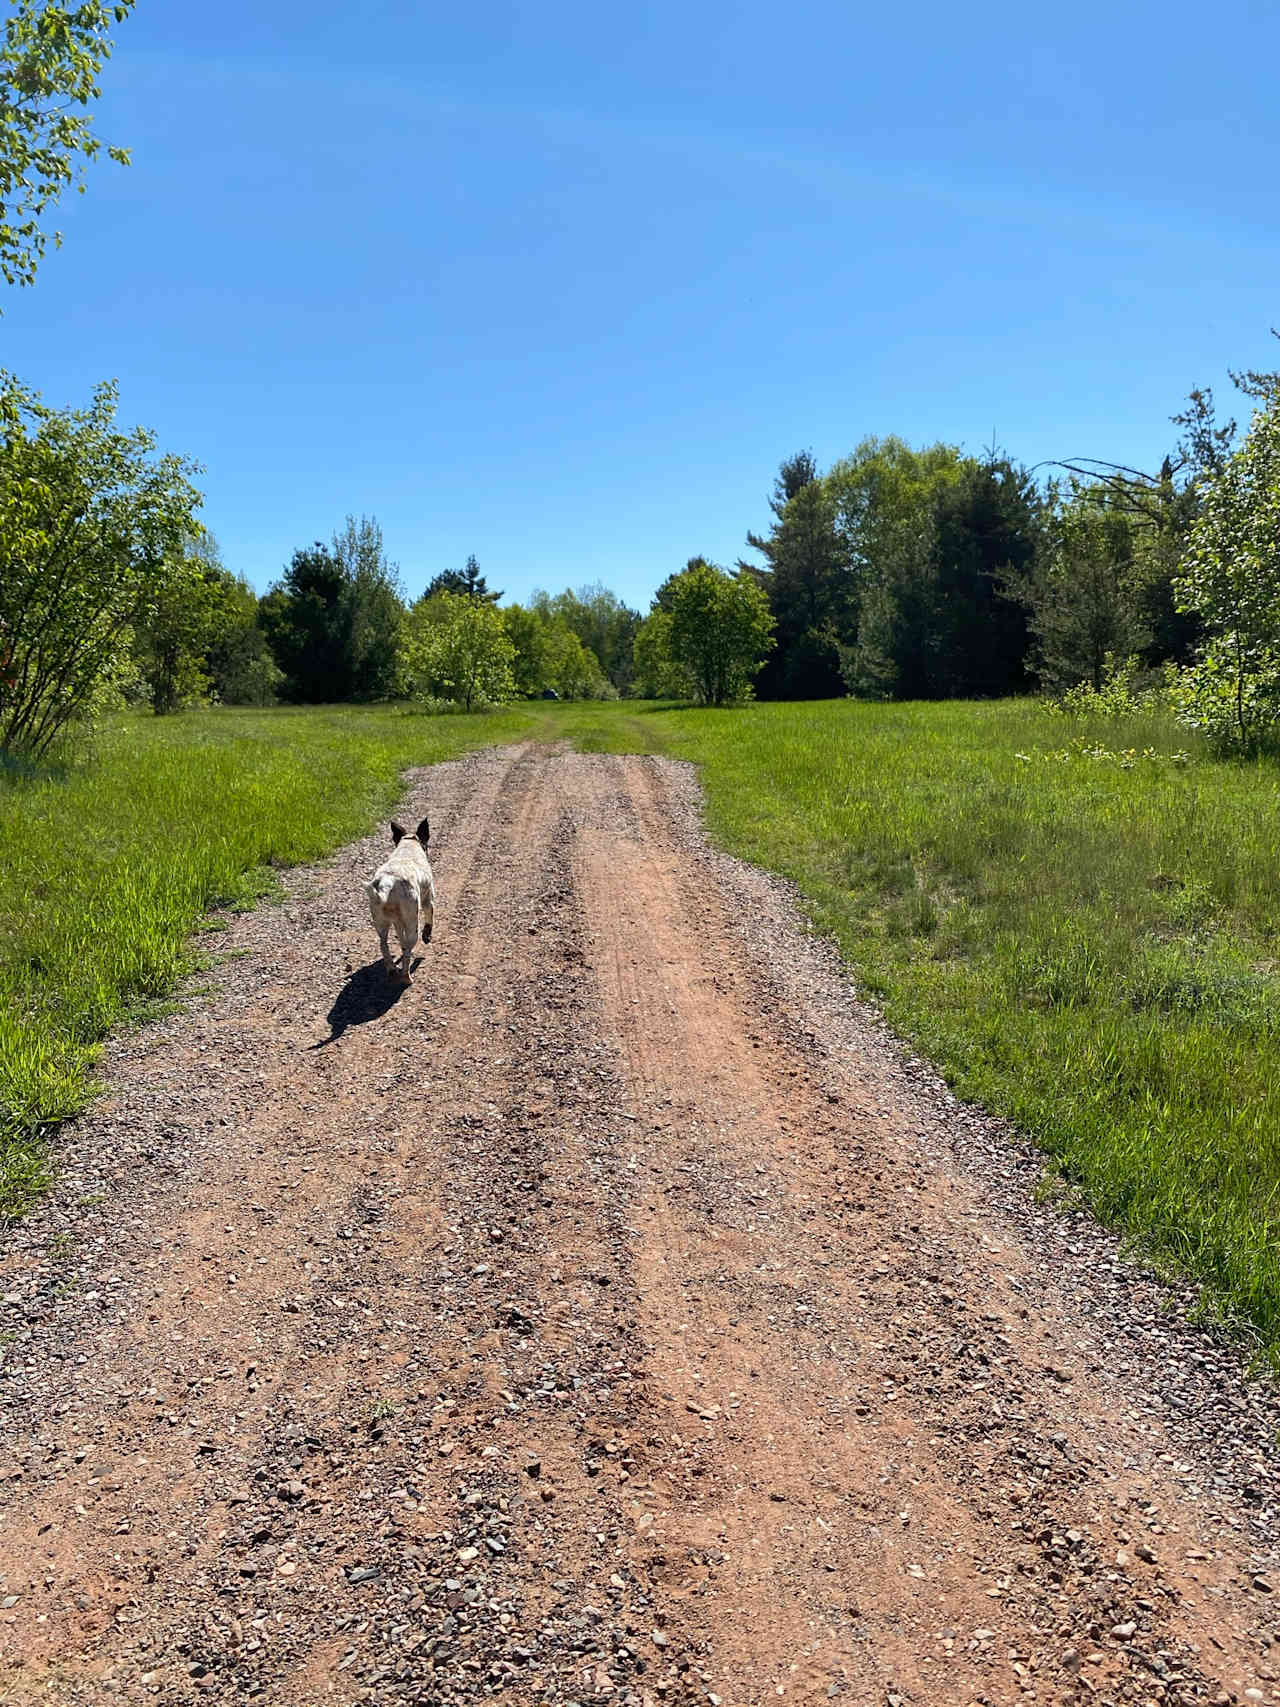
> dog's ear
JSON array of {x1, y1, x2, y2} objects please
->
[
  {"x1": 416, "y1": 816, "x2": 430, "y2": 847},
  {"x1": 390, "y1": 821, "x2": 406, "y2": 844}
]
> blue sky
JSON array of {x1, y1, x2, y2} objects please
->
[{"x1": 4, "y1": 0, "x2": 1279, "y2": 610}]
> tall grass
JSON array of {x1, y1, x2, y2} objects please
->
[
  {"x1": 0, "y1": 703, "x2": 540, "y2": 1212},
  {"x1": 627, "y1": 698, "x2": 1280, "y2": 1357}
]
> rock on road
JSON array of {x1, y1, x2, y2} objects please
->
[{"x1": 2, "y1": 744, "x2": 1280, "y2": 1706}]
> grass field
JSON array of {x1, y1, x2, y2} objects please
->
[
  {"x1": 636, "y1": 699, "x2": 1280, "y2": 1358},
  {"x1": 6, "y1": 695, "x2": 1280, "y2": 1362},
  {"x1": 0, "y1": 704, "x2": 544, "y2": 1212}
]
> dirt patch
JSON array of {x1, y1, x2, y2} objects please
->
[{"x1": 2, "y1": 745, "x2": 1278, "y2": 1705}]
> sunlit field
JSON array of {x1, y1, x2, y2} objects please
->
[
  {"x1": 7, "y1": 696, "x2": 1280, "y2": 1361},
  {"x1": 637, "y1": 698, "x2": 1280, "y2": 1358},
  {"x1": 0, "y1": 703, "x2": 543, "y2": 1212}
]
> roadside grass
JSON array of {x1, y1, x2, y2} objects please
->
[
  {"x1": 616, "y1": 697, "x2": 1280, "y2": 1359},
  {"x1": 0, "y1": 702, "x2": 541, "y2": 1213},
  {"x1": 526, "y1": 697, "x2": 678, "y2": 755},
  {"x1": 10, "y1": 693, "x2": 1280, "y2": 1363}
]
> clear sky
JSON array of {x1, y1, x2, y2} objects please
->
[{"x1": 4, "y1": 0, "x2": 1278, "y2": 610}]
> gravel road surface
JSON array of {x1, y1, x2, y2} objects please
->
[{"x1": 3, "y1": 744, "x2": 1280, "y2": 1706}]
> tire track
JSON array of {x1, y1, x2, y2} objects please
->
[{"x1": 1, "y1": 747, "x2": 1278, "y2": 1707}]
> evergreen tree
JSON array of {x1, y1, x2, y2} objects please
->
[
  {"x1": 743, "y1": 455, "x2": 851, "y2": 699},
  {"x1": 1007, "y1": 490, "x2": 1147, "y2": 692},
  {"x1": 260, "y1": 515, "x2": 403, "y2": 702},
  {"x1": 424, "y1": 554, "x2": 502, "y2": 603},
  {"x1": 259, "y1": 544, "x2": 348, "y2": 702},
  {"x1": 924, "y1": 457, "x2": 1041, "y2": 698}
]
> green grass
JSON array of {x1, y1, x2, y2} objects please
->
[
  {"x1": 620, "y1": 698, "x2": 1280, "y2": 1358},
  {"x1": 9, "y1": 694, "x2": 1280, "y2": 1362},
  {"x1": 519, "y1": 697, "x2": 678, "y2": 755},
  {"x1": 0, "y1": 702, "x2": 543, "y2": 1212}
]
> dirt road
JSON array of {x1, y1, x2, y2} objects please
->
[{"x1": 3, "y1": 745, "x2": 1280, "y2": 1706}]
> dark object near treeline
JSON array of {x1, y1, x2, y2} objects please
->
[{"x1": 541, "y1": 688, "x2": 559, "y2": 700}]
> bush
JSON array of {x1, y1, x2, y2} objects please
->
[
  {"x1": 399, "y1": 592, "x2": 516, "y2": 711},
  {"x1": 1168, "y1": 647, "x2": 1280, "y2": 752},
  {"x1": 0, "y1": 373, "x2": 202, "y2": 758},
  {"x1": 1049, "y1": 655, "x2": 1170, "y2": 720}
]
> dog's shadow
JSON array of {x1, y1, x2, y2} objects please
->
[{"x1": 310, "y1": 959, "x2": 422, "y2": 1049}]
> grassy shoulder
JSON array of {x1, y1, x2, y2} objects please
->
[
  {"x1": 8, "y1": 694, "x2": 1280, "y2": 1365},
  {"x1": 532, "y1": 696, "x2": 1280, "y2": 1362},
  {"x1": 625, "y1": 698, "x2": 1280, "y2": 1359},
  {"x1": 0, "y1": 702, "x2": 543, "y2": 1212}
]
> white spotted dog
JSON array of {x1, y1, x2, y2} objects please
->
[{"x1": 365, "y1": 817, "x2": 435, "y2": 985}]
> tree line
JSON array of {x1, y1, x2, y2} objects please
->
[
  {"x1": 620, "y1": 354, "x2": 1277, "y2": 739},
  {"x1": 742, "y1": 391, "x2": 1238, "y2": 707},
  {"x1": 725, "y1": 354, "x2": 1280, "y2": 744},
  {"x1": 0, "y1": 397, "x2": 651, "y2": 758},
  {"x1": 5, "y1": 353, "x2": 1280, "y2": 761},
  {"x1": 4, "y1": 5, "x2": 1280, "y2": 757}
]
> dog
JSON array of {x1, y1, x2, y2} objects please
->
[{"x1": 364, "y1": 817, "x2": 435, "y2": 984}]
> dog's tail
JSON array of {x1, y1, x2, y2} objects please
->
[
  {"x1": 364, "y1": 874, "x2": 390, "y2": 914},
  {"x1": 367, "y1": 874, "x2": 420, "y2": 940}
]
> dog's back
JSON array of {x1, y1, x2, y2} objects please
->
[
  {"x1": 366, "y1": 817, "x2": 435, "y2": 980},
  {"x1": 365, "y1": 841, "x2": 434, "y2": 910}
]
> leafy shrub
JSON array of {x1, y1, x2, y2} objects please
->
[
  {"x1": 1048, "y1": 654, "x2": 1169, "y2": 719},
  {"x1": 1167, "y1": 645, "x2": 1280, "y2": 753},
  {"x1": 0, "y1": 374, "x2": 202, "y2": 758},
  {"x1": 1173, "y1": 388, "x2": 1280, "y2": 750}
]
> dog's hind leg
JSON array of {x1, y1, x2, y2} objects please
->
[
  {"x1": 394, "y1": 899, "x2": 419, "y2": 982},
  {"x1": 376, "y1": 922, "x2": 395, "y2": 972}
]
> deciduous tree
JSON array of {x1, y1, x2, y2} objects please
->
[
  {"x1": 135, "y1": 533, "x2": 280, "y2": 712},
  {"x1": 543, "y1": 623, "x2": 607, "y2": 700},
  {"x1": 500, "y1": 601, "x2": 609, "y2": 699},
  {"x1": 0, "y1": 373, "x2": 202, "y2": 757},
  {"x1": 529, "y1": 583, "x2": 640, "y2": 693},
  {"x1": 400, "y1": 591, "x2": 515, "y2": 711},
  {"x1": 332, "y1": 514, "x2": 403, "y2": 700},
  {"x1": 0, "y1": 0, "x2": 134, "y2": 296},
  {"x1": 136, "y1": 538, "x2": 226, "y2": 714},
  {"x1": 667, "y1": 561, "x2": 775, "y2": 706},
  {"x1": 631, "y1": 608, "x2": 686, "y2": 699},
  {"x1": 1175, "y1": 390, "x2": 1280, "y2": 748},
  {"x1": 206, "y1": 573, "x2": 281, "y2": 707},
  {"x1": 825, "y1": 437, "x2": 962, "y2": 699},
  {"x1": 501, "y1": 603, "x2": 551, "y2": 698}
]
